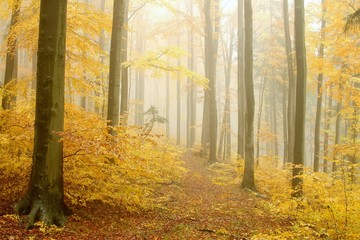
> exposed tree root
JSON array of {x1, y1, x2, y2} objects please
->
[{"x1": 14, "y1": 194, "x2": 69, "y2": 229}]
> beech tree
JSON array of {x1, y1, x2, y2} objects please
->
[
  {"x1": 14, "y1": 0, "x2": 69, "y2": 227},
  {"x1": 313, "y1": 0, "x2": 326, "y2": 172},
  {"x1": 283, "y1": 0, "x2": 295, "y2": 164},
  {"x1": 241, "y1": 0, "x2": 256, "y2": 191},
  {"x1": 292, "y1": 0, "x2": 307, "y2": 198},
  {"x1": 107, "y1": 0, "x2": 125, "y2": 134},
  {"x1": 238, "y1": 0, "x2": 245, "y2": 158}
]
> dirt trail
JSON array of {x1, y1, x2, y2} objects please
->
[{"x1": 0, "y1": 151, "x2": 286, "y2": 239}]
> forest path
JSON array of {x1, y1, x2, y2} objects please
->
[{"x1": 0, "y1": 151, "x2": 286, "y2": 239}]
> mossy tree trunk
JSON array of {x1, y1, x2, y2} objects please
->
[
  {"x1": 241, "y1": 0, "x2": 256, "y2": 191},
  {"x1": 14, "y1": 0, "x2": 69, "y2": 228}
]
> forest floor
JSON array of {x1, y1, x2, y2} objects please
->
[{"x1": 0, "y1": 151, "x2": 289, "y2": 239}]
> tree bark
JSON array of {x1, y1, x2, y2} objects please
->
[
  {"x1": 14, "y1": 0, "x2": 69, "y2": 228},
  {"x1": 120, "y1": 0, "x2": 129, "y2": 125},
  {"x1": 202, "y1": 0, "x2": 219, "y2": 163},
  {"x1": 241, "y1": 0, "x2": 256, "y2": 191},
  {"x1": 107, "y1": 0, "x2": 125, "y2": 134},
  {"x1": 237, "y1": 0, "x2": 245, "y2": 159},
  {"x1": 313, "y1": 0, "x2": 326, "y2": 172},
  {"x1": 283, "y1": 0, "x2": 296, "y2": 164},
  {"x1": 292, "y1": 0, "x2": 306, "y2": 198}
]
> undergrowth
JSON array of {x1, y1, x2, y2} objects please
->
[
  {"x1": 209, "y1": 156, "x2": 360, "y2": 239},
  {"x1": 0, "y1": 104, "x2": 186, "y2": 212}
]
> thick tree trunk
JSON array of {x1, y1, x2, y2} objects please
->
[
  {"x1": 283, "y1": 0, "x2": 296, "y2": 164},
  {"x1": 241, "y1": 0, "x2": 256, "y2": 191},
  {"x1": 14, "y1": 0, "x2": 69, "y2": 228},
  {"x1": 2, "y1": 0, "x2": 20, "y2": 110},
  {"x1": 292, "y1": 0, "x2": 306, "y2": 198},
  {"x1": 238, "y1": 0, "x2": 245, "y2": 158},
  {"x1": 120, "y1": 0, "x2": 129, "y2": 125},
  {"x1": 107, "y1": 0, "x2": 125, "y2": 134},
  {"x1": 202, "y1": 0, "x2": 219, "y2": 163}
]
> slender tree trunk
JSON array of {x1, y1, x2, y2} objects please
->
[
  {"x1": 14, "y1": 0, "x2": 69, "y2": 227},
  {"x1": 323, "y1": 91, "x2": 332, "y2": 173},
  {"x1": 120, "y1": 0, "x2": 129, "y2": 125},
  {"x1": 282, "y1": 71, "x2": 288, "y2": 164},
  {"x1": 177, "y1": 51, "x2": 181, "y2": 145},
  {"x1": 107, "y1": 0, "x2": 125, "y2": 134},
  {"x1": 2, "y1": 0, "x2": 20, "y2": 110},
  {"x1": 313, "y1": 0, "x2": 326, "y2": 172},
  {"x1": 256, "y1": 75, "x2": 267, "y2": 163},
  {"x1": 135, "y1": 32, "x2": 145, "y2": 126},
  {"x1": 333, "y1": 101, "x2": 341, "y2": 172},
  {"x1": 238, "y1": 0, "x2": 245, "y2": 158},
  {"x1": 241, "y1": 0, "x2": 256, "y2": 191},
  {"x1": 187, "y1": 1, "x2": 196, "y2": 148},
  {"x1": 292, "y1": 0, "x2": 307, "y2": 198},
  {"x1": 166, "y1": 70, "x2": 170, "y2": 138},
  {"x1": 283, "y1": 0, "x2": 296, "y2": 164},
  {"x1": 271, "y1": 80, "x2": 279, "y2": 167}
]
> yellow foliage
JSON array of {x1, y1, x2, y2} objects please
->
[
  {"x1": 0, "y1": 104, "x2": 186, "y2": 212},
  {"x1": 209, "y1": 155, "x2": 360, "y2": 239}
]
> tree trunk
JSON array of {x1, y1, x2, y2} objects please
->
[
  {"x1": 237, "y1": 0, "x2": 245, "y2": 158},
  {"x1": 177, "y1": 54, "x2": 181, "y2": 145},
  {"x1": 292, "y1": 0, "x2": 306, "y2": 198},
  {"x1": 187, "y1": 1, "x2": 196, "y2": 148},
  {"x1": 166, "y1": 70, "x2": 170, "y2": 138},
  {"x1": 14, "y1": 0, "x2": 69, "y2": 228},
  {"x1": 313, "y1": 0, "x2": 326, "y2": 172},
  {"x1": 256, "y1": 74, "x2": 267, "y2": 163},
  {"x1": 323, "y1": 91, "x2": 332, "y2": 173},
  {"x1": 202, "y1": 0, "x2": 219, "y2": 163},
  {"x1": 333, "y1": 101, "x2": 341, "y2": 172},
  {"x1": 107, "y1": 0, "x2": 125, "y2": 134},
  {"x1": 2, "y1": 0, "x2": 20, "y2": 110},
  {"x1": 283, "y1": 0, "x2": 296, "y2": 164},
  {"x1": 282, "y1": 71, "x2": 288, "y2": 164},
  {"x1": 241, "y1": 0, "x2": 256, "y2": 191},
  {"x1": 120, "y1": 0, "x2": 129, "y2": 125}
]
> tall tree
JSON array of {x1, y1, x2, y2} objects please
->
[
  {"x1": 283, "y1": 0, "x2": 295, "y2": 164},
  {"x1": 238, "y1": 0, "x2": 245, "y2": 158},
  {"x1": 218, "y1": 24, "x2": 235, "y2": 161},
  {"x1": 241, "y1": 0, "x2": 256, "y2": 191},
  {"x1": 14, "y1": 0, "x2": 69, "y2": 227},
  {"x1": 313, "y1": 0, "x2": 326, "y2": 172},
  {"x1": 292, "y1": 0, "x2": 307, "y2": 198},
  {"x1": 202, "y1": 0, "x2": 219, "y2": 163},
  {"x1": 2, "y1": 0, "x2": 20, "y2": 110},
  {"x1": 107, "y1": 0, "x2": 125, "y2": 134},
  {"x1": 186, "y1": 1, "x2": 196, "y2": 148},
  {"x1": 120, "y1": 0, "x2": 130, "y2": 125}
]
